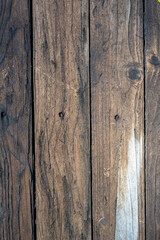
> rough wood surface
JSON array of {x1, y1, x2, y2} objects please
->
[
  {"x1": 145, "y1": 0, "x2": 160, "y2": 239},
  {"x1": 90, "y1": 0, "x2": 145, "y2": 239},
  {"x1": 0, "y1": 0, "x2": 33, "y2": 239},
  {"x1": 33, "y1": 0, "x2": 91, "y2": 239}
]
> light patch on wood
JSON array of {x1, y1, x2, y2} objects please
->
[{"x1": 115, "y1": 126, "x2": 143, "y2": 240}]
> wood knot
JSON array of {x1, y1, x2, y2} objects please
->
[
  {"x1": 150, "y1": 55, "x2": 160, "y2": 66},
  {"x1": 128, "y1": 68, "x2": 141, "y2": 80},
  {"x1": 125, "y1": 63, "x2": 143, "y2": 86},
  {"x1": 99, "y1": 217, "x2": 106, "y2": 226}
]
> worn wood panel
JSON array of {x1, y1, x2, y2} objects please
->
[
  {"x1": 145, "y1": 0, "x2": 160, "y2": 239},
  {"x1": 33, "y1": 0, "x2": 90, "y2": 239},
  {"x1": 0, "y1": 0, "x2": 33, "y2": 239},
  {"x1": 90, "y1": 0, "x2": 145, "y2": 239}
]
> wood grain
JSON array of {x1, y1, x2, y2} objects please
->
[
  {"x1": 90, "y1": 0, "x2": 145, "y2": 239},
  {"x1": 33, "y1": 0, "x2": 91, "y2": 239},
  {"x1": 145, "y1": 0, "x2": 160, "y2": 239},
  {"x1": 0, "y1": 0, "x2": 33, "y2": 239}
]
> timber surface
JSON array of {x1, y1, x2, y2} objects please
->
[
  {"x1": 145, "y1": 0, "x2": 160, "y2": 239},
  {"x1": 33, "y1": 0, "x2": 90, "y2": 239},
  {"x1": 0, "y1": 0, "x2": 160, "y2": 239},
  {"x1": 90, "y1": 0, "x2": 145, "y2": 239},
  {"x1": 0, "y1": 0, "x2": 33, "y2": 239}
]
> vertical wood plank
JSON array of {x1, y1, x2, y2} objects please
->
[
  {"x1": 90, "y1": 0, "x2": 145, "y2": 239},
  {"x1": 145, "y1": 0, "x2": 160, "y2": 239},
  {"x1": 0, "y1": 0, "x2": 33, "y2": 239},
  {"x1": 33, "y1": 0, "x2": 90, "y2": 239}
]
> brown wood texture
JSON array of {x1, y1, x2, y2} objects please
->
[
  {"x1": 90, "y1": 0, "x2": 145, "y2": 239},
  {"x1": 0, "y1": 0, "x2": 33, "y2": 239},
  {"x1": 1, "y1": 0, "x2": 160, "y2": 239},
  {"x1": 145, "y1": 0, "x2": 160, "y2": 239},
  {"x1": 33, "y1": 0, "x2": 91, "y2": 239}
]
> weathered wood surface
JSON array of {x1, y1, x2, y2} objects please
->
[
  {"x1": 1, "y1": 0, "x2": 160, "y2": 239},
  {"x1": 0, "y1": 0, "x2": 33, "y2": 239},
  {"x1": 33, "y1": 0, "x2": 91, "y2": 239},
  {"x1": 145, "y1": 0, "x2": 160, "y2": 239},
  {"x1": 90, "y1": 0, "x2": 145, "y2": 239}
]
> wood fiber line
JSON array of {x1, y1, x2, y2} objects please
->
[
  {"x1": 0, "y1": 0, "x2": 33, "y2": 239},
  {"x1": 33, "y1": 0, "x2": 91, "y2": 239},
  {"x1": 145, "y1": 0, "x2": 160, "y2": 239},
  {"x1": 90, "y1": 0, "x2": 145, "y2": 239}
]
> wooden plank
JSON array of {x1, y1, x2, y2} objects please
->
[
  {"x1": 145, "y1": 0, "x2": 160, "y2": 239},
  {"x1": 33, "y1": 0, "x2": 90, "y2": 239},
  {"x1": 90, "y1": 0, "x2": 145, "y2": 239},
  {"x1": 0, "y1": 0, "x2": 33, "y2": 239}
]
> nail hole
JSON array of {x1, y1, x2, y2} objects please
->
[
  {"x1": 59, "y1": 112, "x2": 65, "y2": 119},
  {"x1": 114, "y1": 115, "x2": 120, "y2": 121},
  {"x1": 1, "y1": 112, "x2": 6, "y2": 118}
]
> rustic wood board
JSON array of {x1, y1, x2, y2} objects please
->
[
  {"x1": 33, "y1": 0, "x2": 91, "y2": 239},
  {"x1": 0, "y1": 0, "x2": 33, "y2": 239},
  {"x1": 145, "y1": 0, "x2": 160, "y2": 239},
  {"x1": 90, "y1": 0, "x2": 145, "y2": 239}
]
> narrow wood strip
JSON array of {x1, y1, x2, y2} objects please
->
[
  {"x1": 33, "y1": 0, "x2": 91, "y2": 239},
  {"x1": 145, "y1": 0, "x2": 160, "y2": 239},
  {"x1": 0, "y1": 0, "x2": 33, "y2": 239},
  {"x1": 90, "y1": 0, "x2": 145, "y2": 239}
]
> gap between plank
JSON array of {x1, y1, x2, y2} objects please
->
[
  {"x1": 88, "y1": 0, "x2": 93, "y2": 239},
  {"x1": 30, "y1": 0, "x2": 37, "y2": 239},
  {"x1": 143, "y1": 0, "x2": 146, "y2": 239}
]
